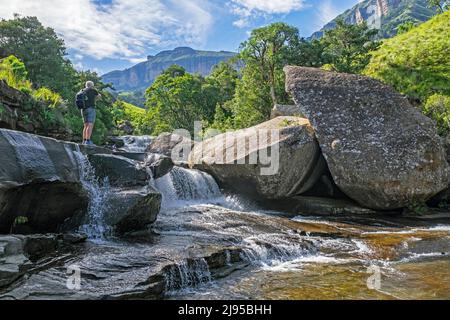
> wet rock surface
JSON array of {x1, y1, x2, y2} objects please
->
[
  {"x1": 145, "y1": 154, "x2": 174, "y2": 179},
  {"x1": 285, "y1": 66, "x2": 449, "y2": 210},
  {"x1": 88, "y1": 154, "x2": 149, "y2": 187},
  {"x1": 0, "y1": 129, "x2": 88, "y2": 233},
  {"x1": 106, "y1": 187, "x2": 162, "y2": 235},
  {"x1": 0, "y1": 233, "x2": 86, "y2": 289},
  {"x1": 0, "y1": 202, "x2": 449, "y2": 300}
]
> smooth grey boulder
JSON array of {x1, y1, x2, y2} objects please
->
[
  {"x1": 285, "y1": 66, "x2": 449, "y2": 210},
  {"x1": 88, "y1": 154, "x2": 149, "y2": 187},
  {"x1": 146, "y1": 132, "x2": 193, "y2": 161},
  {"x1": 0, "y1": 129, "x2": 88, "y2": 233},
  {"x1": 105, "y1": 187, "x2": 162, "y2": 235},
  {"x1": 145, "y1": 153, "x2": 174, "y2": 179},
  {"x1": 189, "y1": 116, "x2": 325, "y2": 199}
]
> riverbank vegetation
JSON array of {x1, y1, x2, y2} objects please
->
[{"x1": 1, "y1": 10, "x2": 448, "y2": 142}]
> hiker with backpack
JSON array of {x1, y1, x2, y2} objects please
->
[{"x1": 76, "y1": 81, "x2": 101, "y2": 145}]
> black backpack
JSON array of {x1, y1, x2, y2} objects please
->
[{"x1": 75, "y1": 89, "x2": 88, "y2": 110}]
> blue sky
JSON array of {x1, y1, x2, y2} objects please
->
[{"x1": 0, "y1": 0, "x2": 360, "y2": 74}]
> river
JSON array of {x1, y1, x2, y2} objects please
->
[{"x1": 1, "y1": 147, "x2": 449, "y2": 300}]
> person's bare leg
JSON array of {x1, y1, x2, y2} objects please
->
[
  {"x1": 86, "y1": 123, "x2": 94, "y2": 141},
  {"x1": 82, "y1": 123, "x2": 88, "y2": 141}
]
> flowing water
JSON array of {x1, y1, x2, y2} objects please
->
[
  {"x1": 72, "y1": 148, "x2": 112, "y2": 240},
  {"x1": 1, "y1": 151, "x2": 449, "y2": 300},
  {"x1": 120, "y1": 135, "x2": 153, "y2": 153}
]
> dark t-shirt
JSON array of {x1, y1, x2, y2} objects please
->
[{"x1": 85, "y1": 87, "x2": 99, "y2": 108}]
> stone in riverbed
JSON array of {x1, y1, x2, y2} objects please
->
[
  {"x1": 88, "y1": 153, "x2": 149, "y2": 187},
  {"x1": 146, "y1": 132, "x2": 194, "y2": 161},
  {"x1": 105, "y1": 186, "x2": 162, "y2": 235},
  {"x1": 189, "y1": 116, "x2": 326, "y2": 200},
  {"x1": 284, "y1": 66, "x2": 450, "y2": 210},
  {"x1": 144, "y1": 153, "x2": 174, "y2": 179}
]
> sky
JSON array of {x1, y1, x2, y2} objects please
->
[{"x1": 0, "y1": 0, "x2": 361, "y2": 75}]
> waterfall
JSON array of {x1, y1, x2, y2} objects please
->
[
  {"x1": 121, "y1": 135, "x2": 153, "y2": 152},
  {"x1": 165, "y1": 258, "x2": 212, "y2": 293},
  {"x1": 154, "y1": 166, "x2": 222, "y2": 209},
  {"x1": 240, "y1": 234, "x2": 314, "y2": 268},
  {"x1": 70, "y1": 146, "x2": 112, "y2": 240}
]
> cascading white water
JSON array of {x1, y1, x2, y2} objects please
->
[
  {"x1": 120, "y1": 135, "x2": 153, "y2": 152},
  {"x1": 165, "y1": 258, "x2": 212, "y2": 293},
  {"x1": 154, "y1": 166, "x2": 222, "y2": 209},
  {"x1": 240, "y1": 233, "x2": 313, "y2": 267},
  {"x1": 70, "y1": 146, "x2": 112, "y2": 240}
]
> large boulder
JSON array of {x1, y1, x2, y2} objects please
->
[
  {"x1": 0, "y1": 129, "x2": 88, "y2": 233},
  {"x1": 88, "y1": 154, "x2": 149, "y2": 187},
  {"x1": 284, "y1": 66, "x2": 449, "y2": 210},
  {"x1": 445, "y1": 134, "x2": 450, "y2": 163},
  {"x1": 106, "y1": 187, "x2": 161, "y2": 235},
  {"x1": 189, "y1": 116, "x2": 326, "y2": 199},
  {"x1": 144, "y1": 153, "x2": 174, "y2": 179},
  {"x1": 146, "y1": 133, "x2": 193, "y2": 161}
]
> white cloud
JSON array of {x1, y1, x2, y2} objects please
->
[
  {"x1": 315, "y1": 0, "x2": 340, "y2": 26},
  {"x1": 231, "y1": 0, "x2": 305, "y2": 14},
  {"x1": 230, "y1": 0, "x2": 305, "y2": 28},
  {"x1": 0, "y1": 0, "x2": 214, "y2": 61}
]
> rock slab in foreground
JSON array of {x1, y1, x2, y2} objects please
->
[
  {"x1": 106, "y1": 187, "x2": 162, "y2": 235},
  {"x1": 189, "y1": 116, "x2": 326, "y2": 199},
  {"x1": 285, "y1": 66, "x2": 449, "y2": 210},
  {"x1": 0, "y1": 129, "x2": 88, "y2": 233}
]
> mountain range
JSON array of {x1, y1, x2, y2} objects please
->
[
  {"x1": 102, "y1": 47, "x2": 236, "y2": 92},
  {"x1": 102, "y1": 0, "x2": 437, "y2": 95},
  {"x1": 310, "y1": 0, "x2": 436, "y2": 39}
]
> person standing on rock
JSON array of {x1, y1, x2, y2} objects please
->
[{"x1": 81, "y1": 81, "x2": 101, "y2": 145}]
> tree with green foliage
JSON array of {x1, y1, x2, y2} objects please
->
[
  {"x1": 322, "y1": 19, "x2": 379, "y2": 74},
  {"x1": 294, "y1": 39, "x2": 328, "y2": 68},
  {"x1": 239, "y1": 22, "x2": 300, "y2": 106},
  {"x1": 145, "y1": 65, "x2": 217, "y2": 135},
  {"x1": 0, "y1": 15, "x2": 75, "y2": 98},
  {"x1": 427, "y1": 0, "x2": 449, "y2": 13},
  {"x1": 112, "y1": 100, "x2": 150, "y2": 135}
]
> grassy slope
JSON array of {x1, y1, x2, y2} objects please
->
[{"x1": 364, "y1": 11, "x2": 450, "y2": 102}]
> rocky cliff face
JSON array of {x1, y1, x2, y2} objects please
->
[
  {"x1": 310, "y1": 0, "x2": 436, "y2": 39},
  {"x1": 102, "y1": 47, "x2": 236, "y2": 91}
]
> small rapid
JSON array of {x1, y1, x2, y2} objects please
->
[
  {"x1": 3, "y1": 141, "x2": 449, "y2": 300},
  {"x1": 120, "y1": 135, "x2": 153, "y2": 152},
  {"x1": 154, "y1": 166, "x2": 222, "y2": 210}
]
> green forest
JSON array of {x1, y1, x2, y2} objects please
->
[{"x1": 1, "y1": 9, "x2": 449, "y2": 144}]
